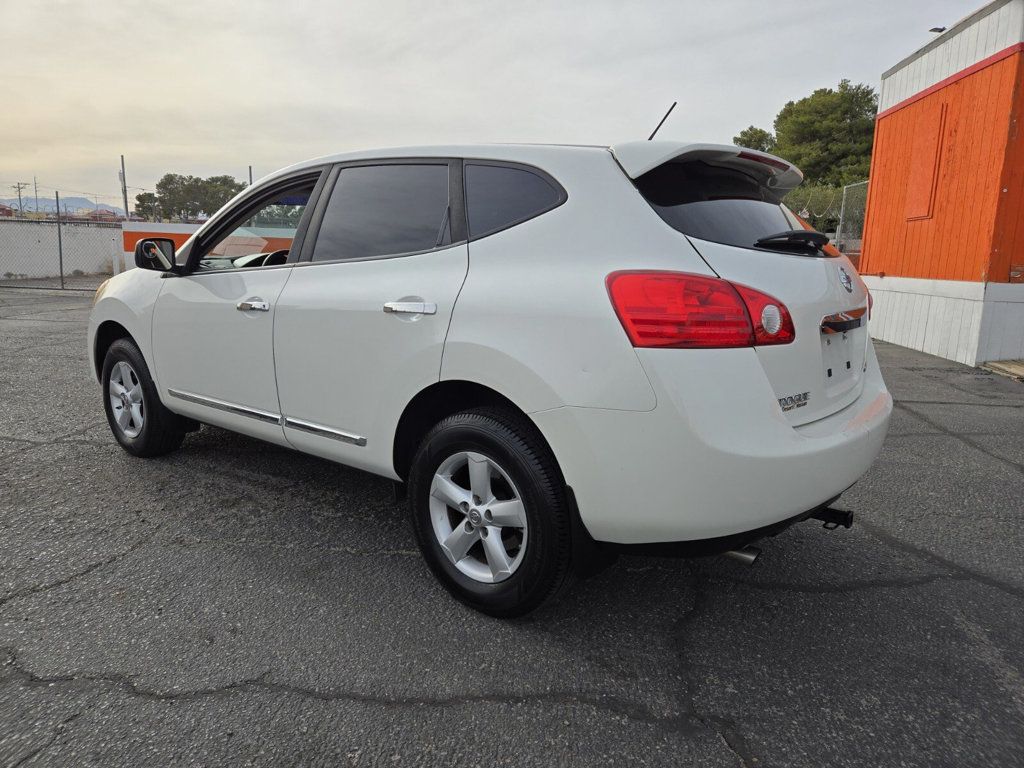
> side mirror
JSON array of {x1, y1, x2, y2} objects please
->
[{"x1": 134, "y1": 238, "x2": 176, "y2": 271}]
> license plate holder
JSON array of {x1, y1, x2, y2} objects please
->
[{"x1": 821, "y1": 330, "x2": 858, "y2": 384}]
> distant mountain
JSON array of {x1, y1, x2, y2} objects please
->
[{"x1": 0, "y1": 197, "x2": 125, "y2": 216}]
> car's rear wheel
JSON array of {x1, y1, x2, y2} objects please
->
[
  {"x1": 407, "y1": 407, "x2": 572, "y2": 617},
  {"x1": 102, "y1": 338, "x2": 185, "y2": 457}
]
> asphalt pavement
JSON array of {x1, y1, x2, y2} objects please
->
[{"x1": 1, "y1": 287, "x2": 1022, "y2": 767}]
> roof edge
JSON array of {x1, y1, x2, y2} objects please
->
[{"x1": 882, "y1": 0, "x2": 1020, "y2": 80}]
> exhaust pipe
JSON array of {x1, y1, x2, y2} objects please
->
[{"x1": 723, "y1": 545, "x2": 761, "y2": 566}]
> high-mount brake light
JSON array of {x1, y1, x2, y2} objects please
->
[
  {"x1": 735, "y1": 151, "x2": 790, "y2": 172},
  {"x1": 606, "y1": 271, "x2": 795, "y2": 349}
]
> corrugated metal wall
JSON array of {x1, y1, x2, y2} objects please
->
[{"x1": 861, "y1": 50, "x2": 1021, "y2": 281}]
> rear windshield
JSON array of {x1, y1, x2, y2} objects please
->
[{"x1": 635, "y1": 160, "x2": 836, "y2": 256}]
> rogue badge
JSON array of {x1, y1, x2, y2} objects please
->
[{"x1": 778, "y1": 392, "x2": 810, "y2": 412}]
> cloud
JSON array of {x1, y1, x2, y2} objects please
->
[{"x1": 0, "y1": 0, "x2": 973, "y2": 199}]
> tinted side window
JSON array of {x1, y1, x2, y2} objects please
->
[
  {"x1": 312, "y1": 164, "x2": 450, "y2": 261},
  {"x1": 465, "y1": 164, "x2": 563, "y2": 238}
]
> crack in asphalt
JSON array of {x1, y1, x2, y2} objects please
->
[
  {"x1": 7, "y1": 708, "x2": 86, "y2": 768},
  {"x1": 859, "y1": 519, "x2": 1024, "y2": 601},
  {"x1": 896, "y1": 399, "x2": 1024, "y2": 408},
  {"x1": 0, "y1": 647, "x2": 703, "y2": 737},
  {"x1": 938, "y1": 377, "x2": 1017, "y2": 402},
  {"x1": 894, "y1": 401, "x2": 1024, "y2": 476},
  {"x1": 885, "y1": 431, "x2": 1006, "y2": 438},
  {"x1": 673, "y1": 582, "x2": 758, "y2": 768},
  {"x1": 0, "y1": 421, "x2": 107, "y2": 458},
  {"x1": 0, "y1": 305, "x2": 93, "y2": 320},
  {"x1": 0, "y1": 526, "x2": 163, "y2": 609},
  {"x1": 705, "y1": 571, "x2": 973, "y2": 595},
  {"x1": 166, "y1": 533, "x2": 420, "y2": 558},
  {"x1": 624, "y1": 562, "x2": 973, "y2": 596}
]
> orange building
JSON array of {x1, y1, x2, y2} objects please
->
[{"x1": 861, "y1": 0, "x2": 1024, "y2": 365}]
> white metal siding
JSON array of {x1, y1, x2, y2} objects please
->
[
  {"x1": 863, "y1": 277, "x2": 1024, "y2": 364},
  {"x1": 879, "y1": 0, "x2": 1024, "y2": 111}
]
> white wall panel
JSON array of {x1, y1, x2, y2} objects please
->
[
  {"x1": 879, "y1": 0, "x2": 1024, "y2": 111},
  {"x1": 864, "y1": 276, "x2": 1024, "y2": 364}
]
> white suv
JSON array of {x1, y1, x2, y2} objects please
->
[{"x1": 89, "y1": 141, "x2": 892, "y2": 616}]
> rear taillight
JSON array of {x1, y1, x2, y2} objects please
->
[
  {"x1": 867, "y1": 289, "x2": 873, "y2": 319},
  {"x1": 732, "y1": 283, "x2": 796, "y2": 346},
  {"x1": 606, "y1": 271, "x2": 795, "y2": 349}
]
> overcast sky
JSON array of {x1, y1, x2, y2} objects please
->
[{"x1": 1, "y1": 0, "x2": 976, "y2": 209}]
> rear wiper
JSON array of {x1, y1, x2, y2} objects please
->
[{"x1": 753, "y1": 229, "x2": 829, "y2": 251}]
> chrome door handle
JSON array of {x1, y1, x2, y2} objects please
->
[
  {"x1": 383, "y1": 301, "x2": 437, "y2": 315},
  {"x1": 237, "y1": 299, "x2": 270, "y2": 312}
]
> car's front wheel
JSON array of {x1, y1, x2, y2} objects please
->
[
  {"x1": 407, "y1": 408, "x2": 573, "y2": 617},
  {"x1": 102, "y1": 338, "x2": 185, "y2": 457}
]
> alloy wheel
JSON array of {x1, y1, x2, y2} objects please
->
[
  {"x1": 108, "y1": 360, "x2": 145, "y2": 438},
  {"x1": 428, "y1": 451, "x2": 528, "y2": 583}
]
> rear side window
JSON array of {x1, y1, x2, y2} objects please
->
[
  {"x1": 635, "y1": 160, "x2": 831, "y2": 255},
  {"x1": 312, "y1": 164, "x2": 450, "y2": 261},
  {"x1": 465, "y1": 163, "x2": 564, "y2": 239}
]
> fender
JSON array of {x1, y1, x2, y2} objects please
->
[{"x1": 88, "y1": 269, "x2": 164, "y2": 385}]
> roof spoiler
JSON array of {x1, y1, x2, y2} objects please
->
[{"x1": 610, "y1": 141, "x2": 804, "y2": 197}]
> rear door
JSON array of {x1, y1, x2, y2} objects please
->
[
  {"x1": 273, "y1": 159, "x2": 468, "y2": 476},
  {"x1": 626, "y1": 147, "x2": 870, "y2": 426}
]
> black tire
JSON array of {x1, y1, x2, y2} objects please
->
[
  {"x1": 407, "y1": 407, "x2": 573, "y2": 617},
  {"x1": 101, "y1": 338, "x2": 185, "y2": 457}
]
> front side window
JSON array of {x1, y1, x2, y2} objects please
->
[
  {"x1": 465, "y1": 163, "x2": 564, "y2": 239},
  {"x1": 311, "y1": 164, "x2": 450, "y2": 262},
  {"x1": 198, "y1": 182, "x2": 315, "y2": 271}
]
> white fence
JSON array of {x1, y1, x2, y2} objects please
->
[{"x1": 0, "y1": 219, "x2": 123, "y2": 288}]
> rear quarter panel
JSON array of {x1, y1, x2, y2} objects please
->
[{"x1": 442, "y1": 148, "x2": 716, "y2": 413}]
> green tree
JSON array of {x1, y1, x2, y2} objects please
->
[
  {"x1": 774, "y1": 80, "x2": 877, "y2": 186},
  {"x1": 733, "y1": 125, "x2": 776, "y2": 153},
  {"x1": 198, "y1": 175, "x2": 246, "y2": 217},
  {"x1": 134, "y1": 191, "x2": 160, "y2": 220},
  {"x1": 155, "y1": 173, "x2": 202, "y2": 220},
  {"x1": 153, "y1": 173, "x2": 245, "y2": 220},
  {"x1": 733, "y1": 80, "x2": 877, "y2": 186}
]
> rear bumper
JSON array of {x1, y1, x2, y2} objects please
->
[{"x1": 532, "y1": 342, "x2": 892, "y2": 544}]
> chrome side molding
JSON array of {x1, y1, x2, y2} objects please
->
[
  {"x1": 166, "y1": 389, "x2": 368, "y2": 446},
  {"x1": 167, "y1": 389, "x2": 283, "y2": 425},
  {"x1": 283, "y1": 417, "x2": 367, "y2": 447}
]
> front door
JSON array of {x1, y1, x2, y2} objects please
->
[
  {"x1": 274, "y1": 161, "x2": 468, "y2": 476},
  {"x1": 152, "y1": 173, "x2": 323, "y2": 445}
]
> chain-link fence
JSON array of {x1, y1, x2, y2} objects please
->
[
  {"x1": 0, "y1": 209, "x2": 124, "y2": 291},
  {"x1": 835, "y1": 180, "x2": 868, "y2": 269}
]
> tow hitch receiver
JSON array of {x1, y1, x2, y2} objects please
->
[{"x1": 811, "y1": 507, "x2": 854, "y2": 530}]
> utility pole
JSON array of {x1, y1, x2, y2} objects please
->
[
  {"x1": 33, "y1": 177, "x2": 38, "y2": 215},
  {"x1": 119, "y1": 155, "x2": 130, "y2": 220},
  {"x1": 248, "y1": 165, "x2": 253, "y2": 185},
  {"x1": 55, "y1": 191, "x2": 65, "y2": 289},
  {"x1": 11, "y1": 182, "x2": 29, "y2": 216}
]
